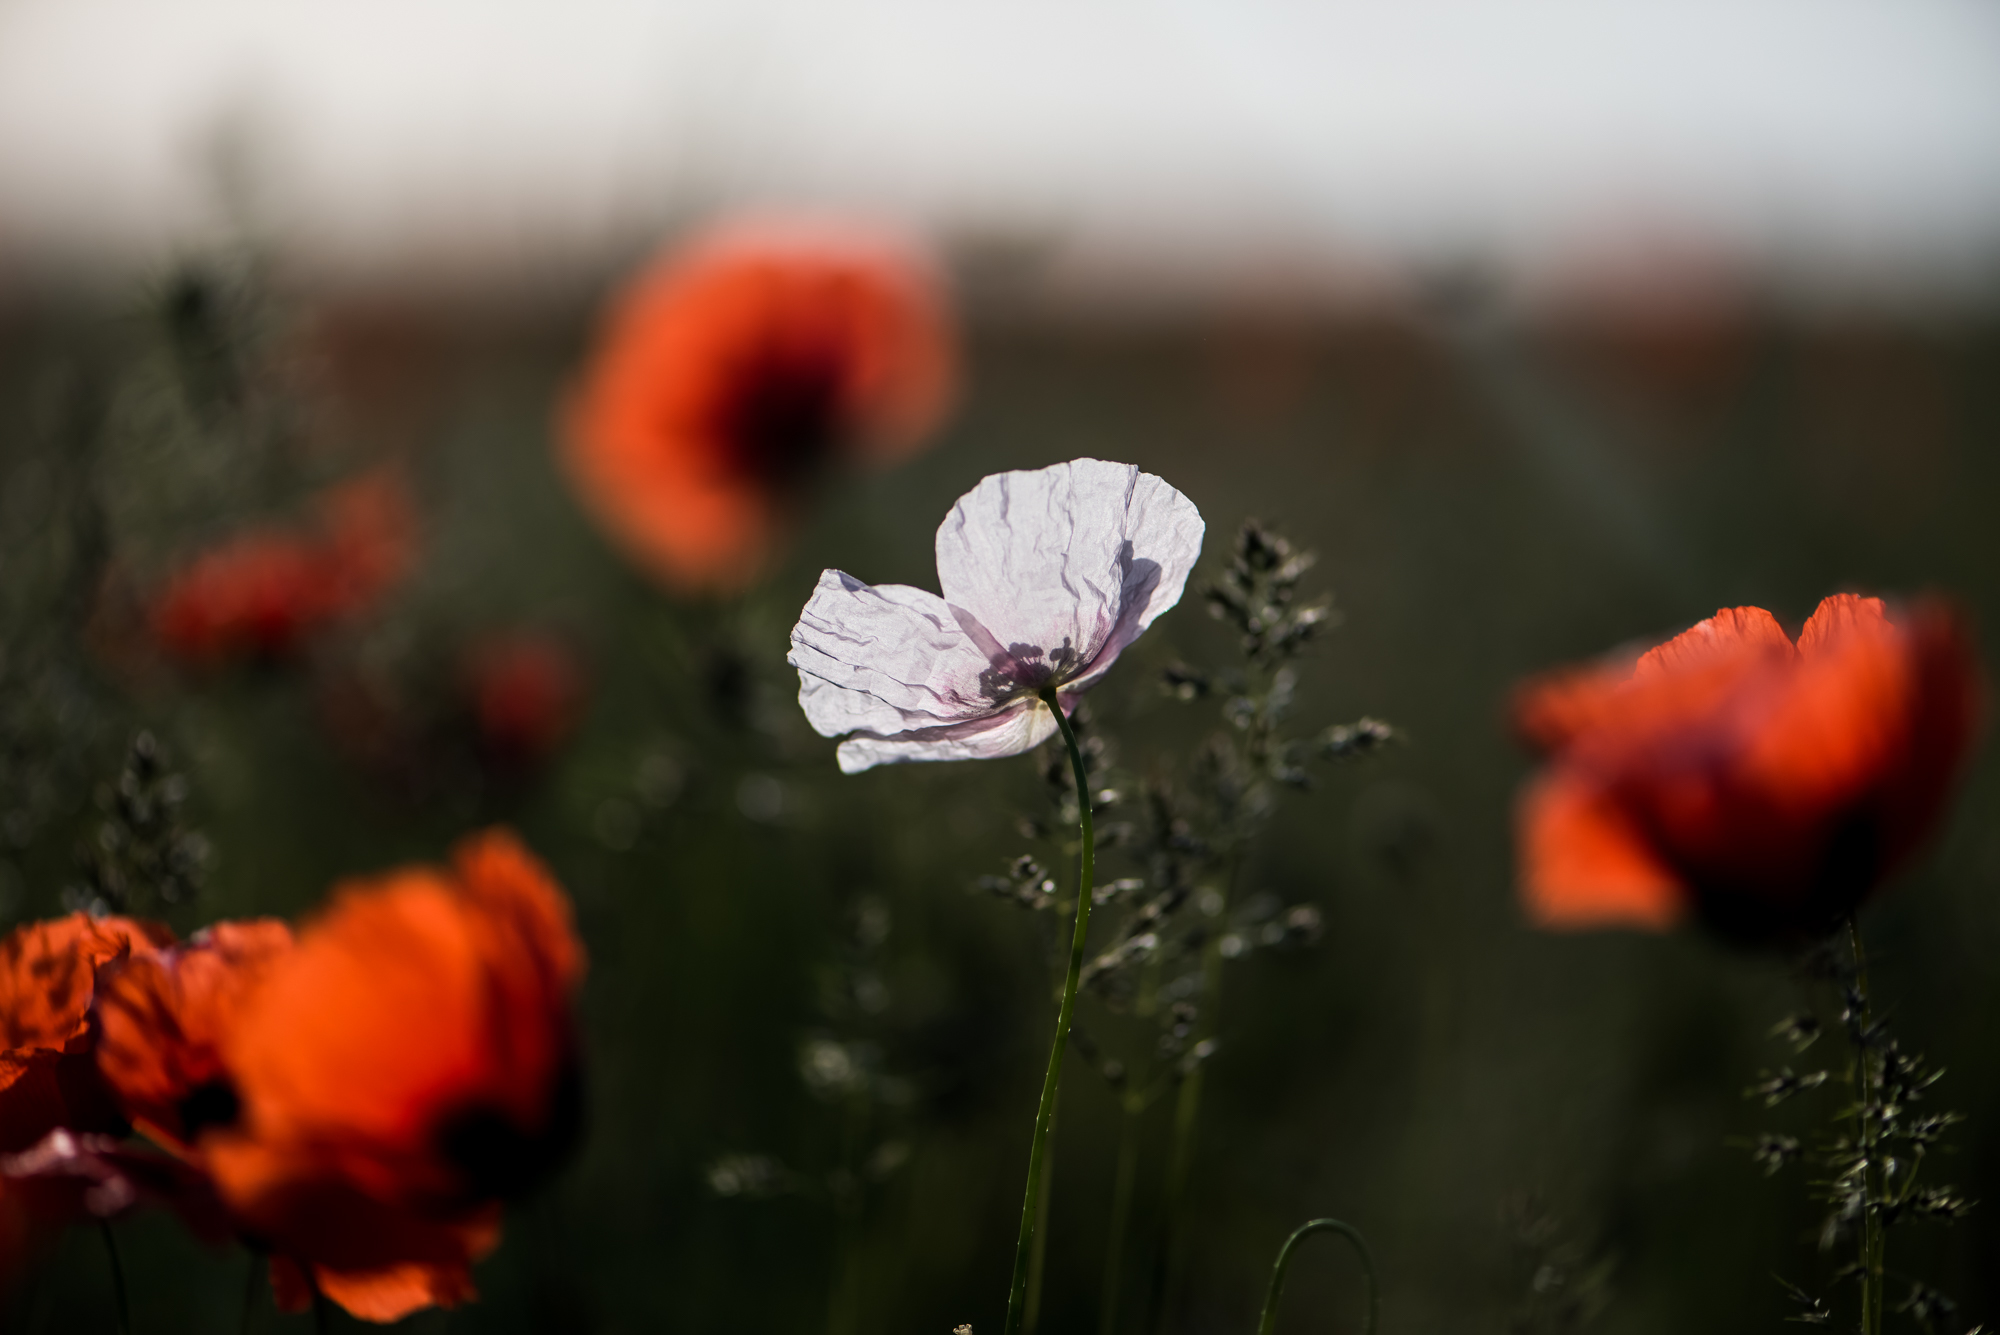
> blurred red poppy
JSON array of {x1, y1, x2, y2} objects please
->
[
  {"x1": 145, "y1": 828, "x2": 583, "y2": 1321},
  {"x1": 464, "y1": 633, "x2": 584, "y2": 768},
  {"x1": 562, "y1": 217, "x2": 956, "y2": 593},
  {"x1": 95, "y1": 920, "x2": 295, "y2": 1153},
  {"x1": 1513, "y1": 594, "x2": 1982, "y2": 942},
  {"x1": 152, "y1": 467, "x2": 418, "y2": 663},
  {"x1": 0, "y1": 914, "x2": 171, "y2": 1153}
]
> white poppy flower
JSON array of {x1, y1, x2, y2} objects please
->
[{"x1": 789, "y1": 458, "x2": 1205, "y2": 773}]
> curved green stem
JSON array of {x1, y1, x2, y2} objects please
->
[
  {"x1": 1256, "y1": 1219, "x2": 1378, "y2": 1335},
  {"x1": 100, "y1": 1222, "x2": 131, "y2": 1335},
  {"x1": 1003, "y1": 691, "x2": 1096, "y2": 1335}
]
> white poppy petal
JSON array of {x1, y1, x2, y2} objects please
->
[
  {"x1": 790, "y1": 459, "x2": 1203, "y2": 773},
  {"x1": 834, "y1": 698, "x2": 1061, "y2": 774},
  {"x1": 934, "y1": 459, "x2": 1203, "y2": 687},
  {"x1": 788, "y1": 570, "x2": 994, "y2": 739}
]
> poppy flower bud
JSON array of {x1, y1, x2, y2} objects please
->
[{"x1": 1512, "y1": 593, "x2": 1983, "y2": 943}]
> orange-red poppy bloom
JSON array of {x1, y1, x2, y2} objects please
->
[
  {"x1": 562, "y1": 217, "x2": 956, "y2": 593},
  {"x1": 0, "y1": 914, "x2": 170, "y2": 1153},
  {"x1": 152, "y1": 467, "x2": 418, "y2": 663},
  {"x1": 1513, "y1": 593, "x2": 1982, "y2": 942},
  {"x1": 95, "y1": 920, "x2": 295, "y2": 1153},
  {"x1": 97, "y1": 829, "x2": 584, "y2": 1322}
]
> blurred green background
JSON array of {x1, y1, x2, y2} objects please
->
[{"x1": 1, "y1": 273, "x2": 1997, "y2": 1335}]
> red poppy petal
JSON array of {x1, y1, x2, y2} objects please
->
[
  {"x1": 1876, "y1": 601, "x2": 1985, "y2": 867},
  {"x1": 95, "y1": 920, "x2": 294, "y2": 1149},
  {"x1": 1518, "y1": 772, "x2": 1687, "y2": 929},
  {"x1": 1510, "y1": 662, "x2": 1634, "y2": 755},
  {"x1": 268, "y1": 1207, "x2": 494, "y2": 1322},
  {"x1": 1796, "y1": 592, "x2": 1891, "y2": 660},
  {"x1": 1634, "y1": 605, "x2": 1793, "y2": 682},
  {"x1": 312, "y1": 1259, "x2": 480, "y2": 1323}
]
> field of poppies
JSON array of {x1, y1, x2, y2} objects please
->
[{"x1": 1, "y1": 226, "x2": 1998, "y2": 1335}]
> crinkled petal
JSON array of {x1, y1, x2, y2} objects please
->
[
  {"x1": 1633, "y1": 605, "x2": 1793, "y2": 681},
  {"x1": 933, "y1": 459, "x2": 1203, "y2": 687},
  {"x1": 1795, "y1": 592, "x2": 1890, "y2": 660},
  {"x1": 834, "y1": 699, "x2": 1060, "y2": 774},
  {"x1": 788, "y1": 570, "x2": 995, "y2": 738}
]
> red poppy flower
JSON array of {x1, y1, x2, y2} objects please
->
[
  {"x1": 562, "y1": 217, "x2": 956, "y2": 592},
  {"x1": 152, "y1": 467, "x2": 418, "y2": 663},
  {"x1": 91, "y1": 829, "x2": 583, "y2": 1322},
  {"x1": 95, "y1": 920, "x2": 295, "y2": 1152},
  {"x1": 0, "y1": 914, "x2": 171, "y2": 1153},
  {"x1": 463, "y1": 633, "x2": 584, "y2": 768},
  {"x1": 1513, "y1": 593, "x2": 1982, "y2": 942}
]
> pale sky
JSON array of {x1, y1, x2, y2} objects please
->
[{"x1": 3, "y1": 0, "x2": 1998, "y2": 303}]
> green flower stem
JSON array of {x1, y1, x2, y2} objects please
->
[
  {"x1": 101, "y1": 1222, "x2": 131, "y2": 1335},
  {"x1": 1003, "y1": 690, "x2": 1097, "y2": 1335},
  {"x1": 1256, "y1": 1218, "x2": 1378, "y2": 1335},
  {"x1": 1848, "y1": 917, "x2": 1884, "y2": 1335},
  {"x1": 1023, "y1": 1089, "x2": 1060, "y2": 1335},
  {"x1": 1156, "y1": 1055, "x2": 1205, "y2": 1329}
]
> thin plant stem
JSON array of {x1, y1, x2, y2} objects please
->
[
  {"x1": 1098, "y1": 1095, "x2": 1143, "y2": 1335},
  {"x1": 238, "y1": 1251, "x2": 260, "y2": 1335},
  {"x1": 100, "y1": 1222, "x2": 131, "y2": 1335},
  {"x1": 1023, "y1": 1090, "x2": 1060, "y2": 1335},
  {"x1": 1153, "y1": 852, "x2": 1238, "y2": 1334},
  {"x1": 1848, "y1": 916, "x2": 1883, "y2": 1335},
  {"x1": 1002, "y1": 690, "x2": 1097, "y2": 1335},
  {"x1": 1255, "y1": 1218, "x2": 1377, "y2": 1335},
  {"x1": 1154, "y1": 1056, "x2": 1205, "y2": 1331},
  {"x1": 312, "y1": 1285, "x2": 332, "y2": 1335}
]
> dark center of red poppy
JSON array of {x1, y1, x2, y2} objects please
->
[
  {"x1": 433, "y1": 1058, "x2": 584, "y2": 1204},
  {"x1": 707, "y1": 344, "x2": 847, "y2": 490},
  {"x1": 177, "y1": 1078, "x2": 242, "y2": 1137},
  {"x1": 1676, "y1": 811, "x2": 1886, "y2": 946}
]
